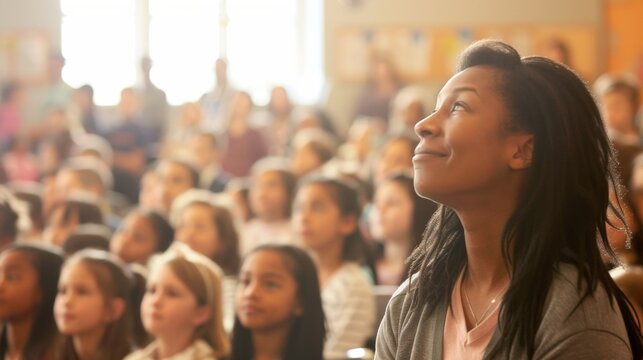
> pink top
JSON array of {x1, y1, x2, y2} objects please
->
[
  {"x1": 442, "y1": 271, "x2": 501, "y2": 360},
  {"x1": 0, "y1": 104, "x2": 20, "y2": 140}
]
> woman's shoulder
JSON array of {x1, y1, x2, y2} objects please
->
[{"x1": 533, "y1": 263, "x2": 631, "y2": 356}]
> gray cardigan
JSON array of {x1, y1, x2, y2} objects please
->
[{"x1": 375, "y1": 264, "x2": 632, "y2": 359}]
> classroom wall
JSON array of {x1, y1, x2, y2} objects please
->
[
  {"x1": 0, "y1": 0, "x2": 604, "y2": 132},
  {"x1": 323, "y1": 0, "x2": 602, "y2": 133},
  {"x1": 0, "y1": 0, "x2": 61, "y2": 48}
]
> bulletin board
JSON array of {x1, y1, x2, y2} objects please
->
[
  {"x1": 336, "y1": 24, "x2": 598, "y2": 83},
  {"x1": 0, "y1": 32, "x2": 50, "y2": 84}
]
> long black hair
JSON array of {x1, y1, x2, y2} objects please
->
[
  {"x1": 0, "y1": 243, "x2": 64, "y2": 360},
  {"x1": 407, "y1": 40, "x2": 643, "y2": 358},
  {"x1": 231, "y1": 244, "x2": 325, "y2": 360}
]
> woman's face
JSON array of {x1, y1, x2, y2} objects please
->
[
  {"x1": 0, "y1": 250, "x2": 41, "y2": 322},
  {"x1": 412, "y1": 66, "x2": 529, "y2": 207},
  {"x1": 236, "y1": 250, "x2": 301, "y2": 331},
  {"x1": 54, "y1": 261, "x2": 113, "y2": 335},
  {"x1": 372, "y1": 181, "x2": 413, "y2": 242},
  {"x1": 175, "y1": 204, "x2": 220, "y2": 260},
  {"x1": 110, "y1": 213, "x2": 158, "y2": 264}
]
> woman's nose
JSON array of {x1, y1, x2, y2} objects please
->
[{"x1": 414, "y1": 112, "x2": 441, "y2": 138}]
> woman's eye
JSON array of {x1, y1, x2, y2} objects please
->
[{"x1": 452, "y1": 102, "x2": 466, "y2": 112}]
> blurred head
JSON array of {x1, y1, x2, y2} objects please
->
[
  {"x1": 179, "y1": 102, "x2": 203, "y2": 128},
  {"x1": 250, "y1": 158, "x2": 296, "y2": 221},
  {"x1": 44, "y1": 196, "x2": 103, "y2": 247},
  {"x1": 233, "y1": 245, "x2": 325, "y2": 360},
  {"x1": 372, "y1": 172, "x2": 437, "y2": 247},
  {"x1": 119, "y1": 88, "x2": 140, "y2": 120},
  {"x1": 141, "y1": 245, "x2": 229, "y2": 357},
  {"x1": 374, "y1": 133, "x2": 418, "y2": 184},
  {"x1": 54, "y1": 250, "x2": 135, "y2": 358},
  {"x1": 62, "y1": 224, "x2": 111, "y2": 256},
  {"x1": 290, "y1": 129, "x2": 337, "y2": 178},
  {"x1": 595, "y1": 75, "x2": 640, "y2": 135},
  {"x1": 155, "y1": 159, "x2": 199, "y2": 213},
  {"x1": 268, "y1": 86, "x2": 292, "y2": 117},
  {"x1": 171, "y1": 189, "x2": 240, "y2": 275},
  {"x1": 110, "y1": 209, "x2": 173, "y2": 265},
  {"x1": 0, "y1": 243, "x2": 63, "y2": 359},
  {"x1": 229, "y1": 92, "x2": 253, "y2": 121},
  {"x1": 189, "y1": 132, "x2": 221, "y2": 172},
  {"x1": 293, "y1": 176, "x2": 366, "y2": 263}
]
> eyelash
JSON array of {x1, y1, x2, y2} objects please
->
[{"x1": 451, "y1": 102, "x2": 466, "y2": 112}]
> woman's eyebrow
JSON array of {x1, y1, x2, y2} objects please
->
[{"x1": 436, "y1": 86, "x2": 480, "y2": 104}]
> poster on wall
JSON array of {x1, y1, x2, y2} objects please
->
[
  {"x1": 0, "y1": 32, "x2": 49, "y2": 84},
  {"x1": 336, "y1": 24, "x2": 598, "y2": 83}
]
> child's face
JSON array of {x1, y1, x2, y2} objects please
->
[
  {"x1": 0, "y1": 250, "x2": 41, "y2": 321},
  {"x1": 44, "y1": 207, "x2": 79, "y2": 247},
  {"x1": 372, "y1": 181, "x2": 413, "y2": 241},
  {"x1": 54, "y1": 262, "x2": 113, "y2": 336},
  {"x1": 292, "y1": 184, "x2": 355, "y2": 252},
  {"x1": 250, "y1": 171, "x2": 289, "y2": 221},
  {"x1": 189, "y1": 136, "x2": 218, "y2": 171},
  {"x1": 291, "y1": 144, "x2": 323, "y2": 178},
  {"x1": 236, "y1": 250, "x2": 301, "y2": 331},
  {"x1": 175, "y1": 204, "x2": 220, "y2": 260},
  {"x1": 375, "y1": 139, "x2": 414, "y2": 184},
  {"x1": 110, "y1": 213, "x2": 158, "y2": 264},
  {"x1": 601, "y1": 91, "x2": 636, "y2": 134},
  {"x1": 139, "y1": 172, "x2": 160, "y2": 210},
  {"x1": 157, "y1": 163, "x2": 194, "y2": 211},
  {"x1": 141, "y1": 264, "x2": 205, "y2": 338}
]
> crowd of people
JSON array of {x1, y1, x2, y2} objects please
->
[{"x1": 0, "y1": 38, "x2": 642, "y2": 359}]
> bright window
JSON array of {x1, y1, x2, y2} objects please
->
[
  {"x1": 61, "y1": 0, "x2": 323, "y2": 106},
  {"x1": 149, "y1": 0, "x2": 220, "y2": 105},
  {"x1": 60, "y1": 0, "x2": 136, "y2": 105}
]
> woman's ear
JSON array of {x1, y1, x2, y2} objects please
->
[
  {"x1": 107, "y1": 298, "x2": 126, "y2": 322},
  {"x1": 192, "y1": 305, "x2": 212, "y2": 327},
  {"x1": 508, "y1": 134, "x2": 534, "y2": 170}
]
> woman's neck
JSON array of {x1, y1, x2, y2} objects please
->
[
  {"x1": 252, "y1": 322, "x2": 292, "y2": 360},
  {"x1": 156, "y1": 330, "x2": 195, "y2": 358},
  {"x1": 6, "y1": 314, "x2": 35, "y2": 358},
  {"x1": 73, "y1": 327, "x2": 106, "y2": 360},
  {"x1": 456, "y1": 198, "x2": 514, "y2": 292},
  {"x1": 312, "y1": 238, "x2": 345, "y2": 289}
]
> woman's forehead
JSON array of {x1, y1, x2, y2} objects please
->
[{"x1": 437, "y1": 66, "x2": 503, "y2": 104}]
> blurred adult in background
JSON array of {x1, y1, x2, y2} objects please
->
[
  {"x1": 388, "y1": 86, "x2": 428, "y2": 134},
  {"x1": 34, "y1": 52, "x2": 73, "y2": 127},
  {"x1": 0, "y1": 82, "x2": 25, "y2": 151},
  {"x1": 354, "y1": 54, "x2": 402, "y2": 125},
  {"x1": 188, "y1": 131, "x2": 231, "y2": 193},
  {"x1": 138, "y1": 56, "x2": 169, "y2": 143},
  {"x1": 221, "y1": 92, "x2": 268, "y2": 177},
  {"x1": 162, "y1": 102, "x2": 203, "y2": 159},
  {"x1": 200, "y1": 58, "x2": 237, "y2": 134},
  {"x1": 105, "y1": 88, "x2": 148, "y2": 203},
  {"x1": 67, "y1": 84, "x2": 99, "y2": 135},
  {"x1": 259, "y1": 85, "x2": 295, "y2": 156}
]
